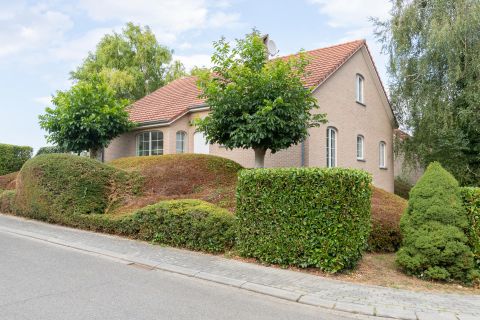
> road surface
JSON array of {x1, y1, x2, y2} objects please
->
[{"x1": 0, "y1": 231, "x2": 359, "y2": 320}]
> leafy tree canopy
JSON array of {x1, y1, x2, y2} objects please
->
[
  {"x1": 39, "y1": 76, "x2": 135, "y2": 158},
  {"x1": 71, "y1": 22, "x2": 186, "y2": 101},
  {"x1": 195, "y1": 30, "x2": 326, "y2": 167},
  {"x1": 375, "y1": 0, "x2": 480, "y2": 185}
]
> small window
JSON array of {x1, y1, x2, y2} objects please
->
[
  {"x1": 356, "y1": 135, "x2": 364, "y2": 160},
  {"x1": 326, "y1": 127, "x2": 337, "y2": 168},
  {"x1": 136, "y1": 131, "x2": 163, "y2": 156},
  {"x1": 356, "y1": 74, "x2": 364, "y2": 104},
  {"x1": 379, "y1": 141, "x2": 386, "y2": 168},
  {"x1": 176, "y1": 131, "x2": 187, "y2": 153}
]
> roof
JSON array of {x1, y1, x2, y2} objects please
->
[{"x1": 129, "y1": 39, "x2": 376, "y2": 125}]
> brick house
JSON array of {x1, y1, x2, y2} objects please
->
[{"x1": 104, "y1": 39, "x2": 397, "y2": 192}]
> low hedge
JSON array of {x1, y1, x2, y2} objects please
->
[
  {"x1": 461, "y1": 187, "x2": 480, "y2": 266},
  {"x1": 0, "y1": 143, "x2": 32, "y2": 175},
  {"x1": 15, "y1": 154, "x2": 141, "y2": 220},
  {"x1": 0, "y1": 190, "x2": 16, "y2": 213},
  {"x1": 236, "y1": 167, "x2": 372, "y2": 273}
]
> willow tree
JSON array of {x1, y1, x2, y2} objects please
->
[
  {"x1": 195, "y1": 31, "x2": 326, "y2": 168},
  {"x1": 375, "y1": 0, "x2": 480, "y2": 185}
]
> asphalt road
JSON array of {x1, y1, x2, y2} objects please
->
[{"x1": 0, "y1": 231, "x2": 359, "y2": 320}]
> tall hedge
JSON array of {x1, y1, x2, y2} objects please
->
[
  {"x1": 461, "y1": 187, "x2": 480, "y2": 266},
  {"x1": 0, "y1": 143, "x2": 33, "y2": 175},
  {"x1": 397, "y1": 162, "x2": 476, "y2": 282},
  {"x1": 236, "y1": 168, "x2": 372, "y2": 273}
]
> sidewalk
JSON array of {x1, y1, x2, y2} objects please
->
[{"x1": 0, "y1": 213, "x2": 478, "y2": 320}]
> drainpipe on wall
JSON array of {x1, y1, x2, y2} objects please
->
[{"x1": 301, "y1": 142, "x2": 305, "y2": 167}]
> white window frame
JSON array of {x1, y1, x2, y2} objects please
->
[
  {"x1": 356, "y1": 135, "x2": 365, "y2": 160},
  {"x1": 356, "y1": 74, "x2": 365, "y2": 104},
  {"x1": 176, "y1": 131, "x2": 187, "y2": 154},
  {"x1": 136, "y1": 131, "x2": 164, "y2": 156},
  {"x1": 379, "y1": 141, "x2": 386, "y2": 168},
  {"x1": 326, "y1": 127, "x2": 337, "y2": 168}
]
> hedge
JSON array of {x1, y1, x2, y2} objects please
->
[
  {"x1": 35, "y1": 145, "x2": 68, "y2": 156},
  {"x1": 0, "y1": 190, "x2": 16, "y2": 213},
  {"x1": 15, "y1": 154, "x2": 141, "y2": 220},
  {"x1": 0, "y1": 143, "x2": 32, "y2": 175},
  {"x1": 236, "y1": 167, "x2": 372, "y2": 273},
  {"x1": 461, "y1": 187, "x2": 480, "y2": 266}
]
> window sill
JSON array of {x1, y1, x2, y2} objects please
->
[
  {"x1": 379, "y1": 167, "x2": 388, "y2": 170},
  {"x1": 357, "y1": 158, "x2": 366, "y2": 162},
  {"x1": 356, "y1": 101, "x2": 366, "y2": 107}
]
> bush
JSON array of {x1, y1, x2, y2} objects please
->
[
  {"x1": 368, "y1": 187, "x2": 407, "y2": 252},
  {"x1": 0, "y1": 144, "x2": 33, "y2": 175},
  {"x1": 15, "y1": 154, "x2": 141, "y2": 220},
  {"x1": 127, "y1": 199, "x2": 235, "y2": 253},
  {"x1": 36, "y1": 146, "x2": 68, "y2": 156},
  {"x1": 397, "y1": 162, "x2": 476, "y2": 282},
  {"x1": 394, "y1": 177, "x2": 412, "y2": 199},
  {"x1": 236, "y1": 167, "x2": 372, "y2": 273},
  {"x1": 0, "y1": 172, "x2": 18, "y2": 190},
  {"x1": 0, "y1": 190, "x2": 16, "y2": 213},
  {"x1": 461, "y1": 187, "x2": 480, "y2": 266}
]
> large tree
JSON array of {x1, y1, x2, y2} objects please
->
[
  {"x1": 39, "y1": 76, "x2": 135, "y2": 159},
  {"x1": 71, "y1": 22, "x2": 185, "y2": 101},
  {"x1": 375, "y1": 0, "x2": 480, "y2": 185},
  {"x1": 195, "y1": 31, "x2": 326, "y2": 168}
]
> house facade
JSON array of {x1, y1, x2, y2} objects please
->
[{"x1": 104, "y1": 40, "x2": 397, "y2": 192}]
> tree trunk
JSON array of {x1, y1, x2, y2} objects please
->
[
  {"x1": 254, "y1": 148, "x2": 267, "y2": 168},
  {"x1": 90, "y1": 148, "x2": 99, "y2": 160}
]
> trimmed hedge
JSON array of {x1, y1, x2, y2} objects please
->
[
  {"x1": 397, "y1": 162, "x2": 477, "y2": 283},
  {"x1": 461, "y1": 187, "x2": 480, "y2": 266},
  {"x1": 0, "y1": 190, "x2": 16, "y2": 213},
  {"x1": 0, "y1": 143, "x2": 32, "y2": 175},
  {"x1": 15, "y1": 154, "x2": 141, "y2": 220},
  {"x1": 236, "y1": 167, "x2": 372, "y2": 273},
  {"x1": 35, "y1": 145, "x2": 68, "y2": 156}
]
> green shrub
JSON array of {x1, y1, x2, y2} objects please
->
[
  {"x1": 35, "y1": 146, "x2": 68, "y2": 156},
  {"x1": 0, "y1": 190, "x2": 16, "y2": 213},
  {"x1": 460, "y1": 187, "x2": 480, "y2": 266},
  {"x1": 127, "y1": 199, "x2": 235, "y2": 253},
  {"x1": 394, "y1": 177, "x2": 412, "y2": 199},
  {"x1": 15, "y1": 154, "x2": 141, "y2": 220},
  {"x1": 236, "y1": 167, "x2": 372, "y2": 273},
  {"x1": 397, "y1": 162, "x2": 476, "y2": 282},
  {"x1": 0, "y1": 143, "x2": 33, "y2": 175}
]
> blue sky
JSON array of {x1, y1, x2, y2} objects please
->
[{"x1": 0, "y1": 0, "x2": 392, "y2": 152}]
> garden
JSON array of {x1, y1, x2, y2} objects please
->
[{"x1": 1, "y1": 145, "x2": 479, "y2": 292}]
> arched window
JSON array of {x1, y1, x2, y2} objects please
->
[
  {"x1": 356, "y1": 135, "x2": 365, "y2": 160},
  {"x1": 326, "y1": 127, "x2": 337, "y2": 168},
  {"x1": 176, "y1": 131, "x2": 187, "y2": 153},
  {"x1": 356, "y1": 74, "x2": 364, "y2": 104},
  {"x1": 379, "y1": 141, "x2": 386, "y2": 168},
  {"x1": 136, "y1": 131, "x2": 163, "y2": 156}
]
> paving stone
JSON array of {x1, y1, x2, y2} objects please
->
[
  {"x1": 241, "y1": 282, "x2": 301, "y2": 302},
  {"x1": 334, "y1": 301, "x2": 375, "y2": 316},
  {"x1": 375, "y1": 305, "x2": 417, "y2": 320},
  {"x1": 195, "y1": 272, "x2": 247, "y2": 287},
  {"x1": 298, "y1": 294, "x2": 336, "y2": 309}
]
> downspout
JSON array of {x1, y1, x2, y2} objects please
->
[{"x1": 301, "y1": 142, "x2": 305, "y2": 167}]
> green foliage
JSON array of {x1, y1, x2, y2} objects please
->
[
  {"x1": 394, "y1": 177, "x2": 412, "y2": 199},
  {"x1": 0, "y1": 144, "x2": 32, "y2": 175},
  {"x1": 397, "y1": 162, "x2": 476, "y2": 282},
  {"x1": 0, "y1": 190, "x2": 16, "y2": 213},
  {"x1": 374, "y1": 0, "x2": 480, "y2": 185},
  {"x1": 460, "y1": 187, "x2": 480, "y2": 266},
  {"x1": 35, "y1": 145, "x2": 68, "y2": 156},
  {"x1": 39, "y1": 76, "x2": 135, "y2": 157},
  {"x1": 236, "y1": 167, "x2": 372, "y2": 273},
  {"x1": 15, "y1": 154, "x2": 141, "y2": 220},
  {"x1": 128, "y1": 200, "x2": 235, "y2": 253},
  {"x1": 71, "y1": 22, "x2": 182, "y2": 101},
  {"x1": 195, "y1": 30, "x2": 327, "y2": 167}
]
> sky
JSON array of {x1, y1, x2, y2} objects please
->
[{"x1": 0, "y1": 0, "x2": 393, "y2": 152}]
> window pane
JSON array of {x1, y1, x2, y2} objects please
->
[
  {"x1": 137, "y1": 132, "x2": 150, "y2": 156},
  {"x1": 176, "y1": 131, "x2": 186, "y2": 153},
  {"x1": 379, "y1": 142, "x2": 386, "y2": 167},
  {"x1": 151, "y1": 131, "x2": 163, "y2": 155},
  {"x1": 357, "y1": 136, "x2": 364, "y2": 159},
  {"x1": 326, "y1": 128, "x2": 336, "y2": 168}
]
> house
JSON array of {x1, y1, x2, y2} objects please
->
[{"x1": 104, "y1": 39, "x2": 397, "y2": 192}]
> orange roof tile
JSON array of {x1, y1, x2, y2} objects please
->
[{"x1": 129, "y1": 39, "x2": 367, "y2": 124}]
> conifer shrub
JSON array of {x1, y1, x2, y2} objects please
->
[{"x1": 397, "y1": 162, "x2": 477, "y2": 282}]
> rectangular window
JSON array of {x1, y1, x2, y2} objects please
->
[
  {"x1": 356, "y1": 74, "x2": 364, "y2": 104},
  {"x1": 176, "y1": 131, "x2": 186, "y2": 153},
  {"x1": 137, "y1": 131, "x2": 163, "y2": 156},
  {"x1": 379, "y1": 141, "x2": 386, "y2": 168},
  {"x1": 137, "y1": 132, "x2": 150, "y2": 156},
  {"x1": 326, "y1": 127, "x2": 337, "y2": 168},
  {"x1": 150, "y1": 131, "x2": 163, "y2": 155},
  {"x1": 357, "y1": 135, "x2": 364, "y2": 160}
]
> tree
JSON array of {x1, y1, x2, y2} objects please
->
[
  {"x1": 39, "y1": 77, "x2": 135, "y2": 159},
  {"x1": 374, "y1": 0, "x2": 480, "y2": 186},
  {"x1": 71, "y1": 22, "x2": 184, "y2": 101},
  {"x1": 396, "y1": 162, "x2": 477, "y2": 282},
  {"x1": 195, "y1": 31, "x2": 326, "y2": 168}
]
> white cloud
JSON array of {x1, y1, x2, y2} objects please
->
[{"x1": 173, "y1": 54, "x2": 212, "y2": 71}]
